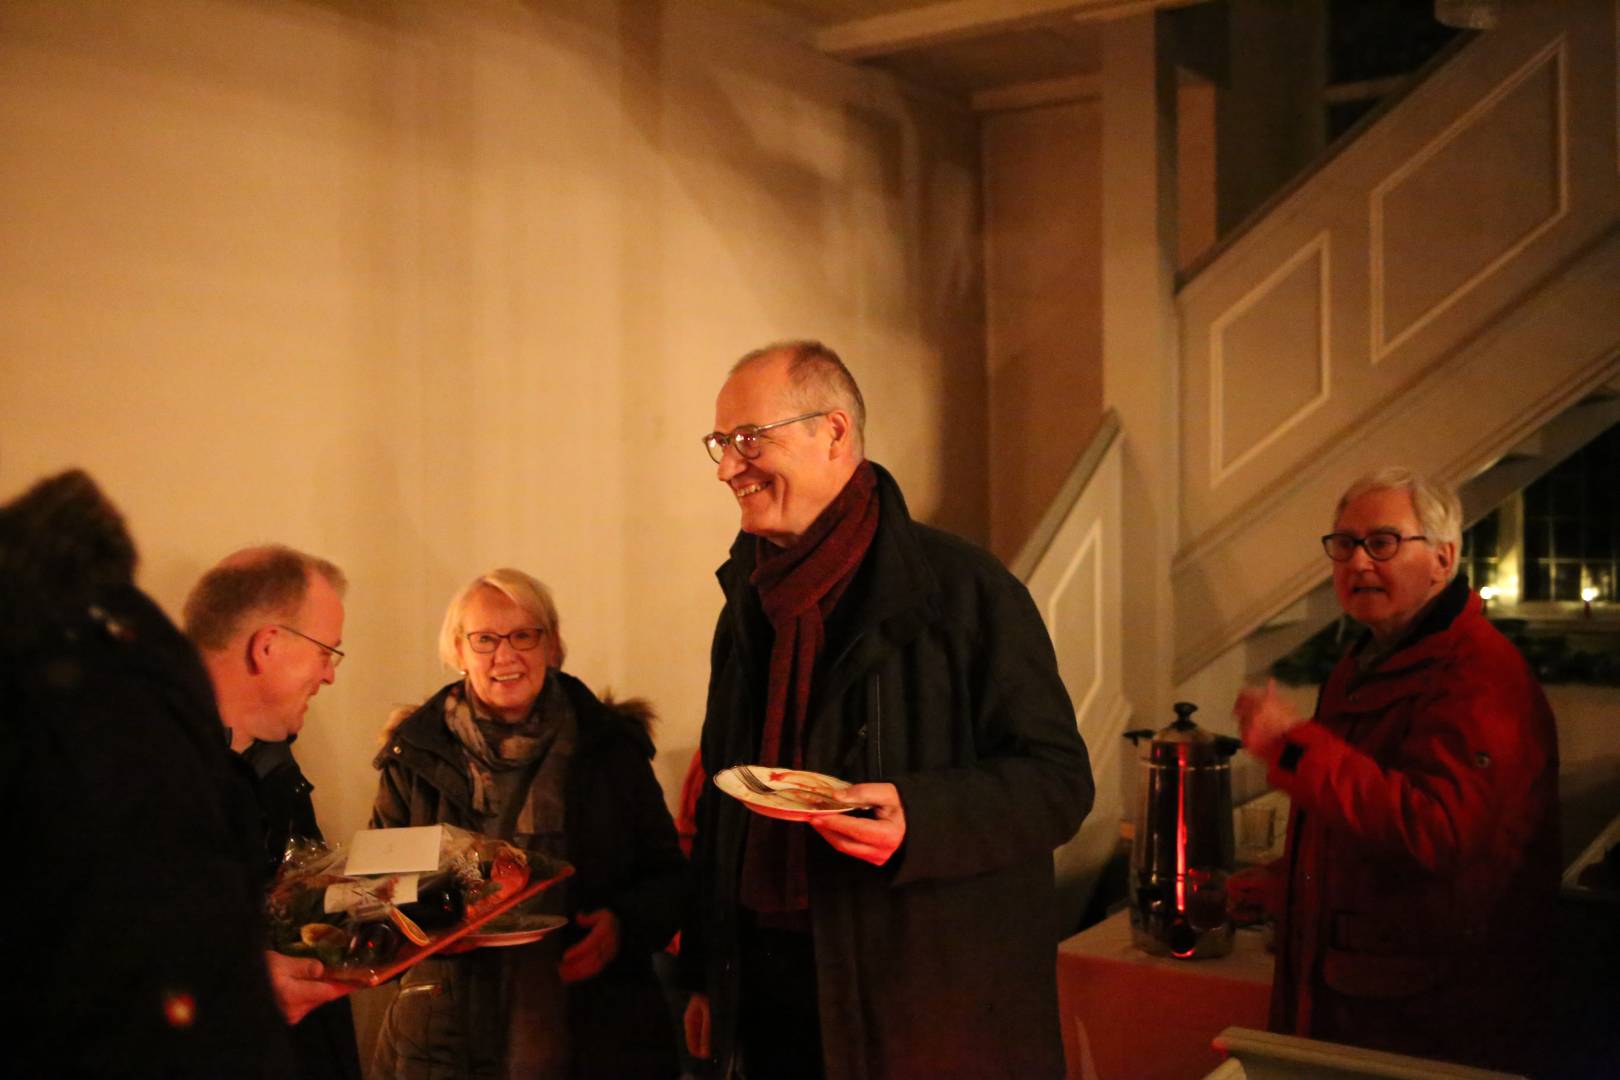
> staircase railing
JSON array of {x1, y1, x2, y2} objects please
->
[{"x1": 1016, "y1": 408, "x2": 1128, "y2": 927}]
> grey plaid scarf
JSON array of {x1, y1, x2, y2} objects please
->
[{"x1": 442, "y1": 672, "x2": 574, "y2": 856}]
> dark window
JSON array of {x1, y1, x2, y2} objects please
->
[
  {"x1": 1554, "y1": 520, "x2": 1582, "y2": 558},
  {"x1": 1460, "y1": 507, "x2": 1498, "y2": 592},
  {"x1": 1328, "y1": 0, "x2": 1461, "y2": 83},
  {"x1": 1524, "y1": 518, "x2": 1550, "y2": 562},
  {"x1": 1521, "y1": 421, "x2": 1620, "y2": 601},
  {"x1": 1524, "y1": 558, "x2": 1549, "y2": 599}
]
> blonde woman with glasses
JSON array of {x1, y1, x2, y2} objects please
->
[{"x1": 370, "y1": 568, "x2": 685, "y2": 1080}]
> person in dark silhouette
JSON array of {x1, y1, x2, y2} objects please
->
[{"x1": 0, "y1": 470, "x2": 292, "y2": 1077}]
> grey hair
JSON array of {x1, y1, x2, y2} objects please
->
[
  {"x1": 1335, "y1": 467, "x2": 1462, "y2": 580},
  {"x1": 184, "y1": 545, "x2": 346, "y2": 650},
  {"x1": 437, "y1": 567, "x2": 566, "y2": 671},
  {"x1": 732, "y1": 339, "x2": 866, "y2": 457}
]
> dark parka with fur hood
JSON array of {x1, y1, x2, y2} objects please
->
[
  {"x1": 680, "y1": 463, "x2": 1095, "y2": 1080},
  {"x1": 369, "y1": 670, "x2": 685, "y2": 1079}
]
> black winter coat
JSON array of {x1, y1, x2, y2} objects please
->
[
  {"x1": 681, "y1": 463, "x2": 1095, "y2": 1080},
  {"x1": 369, "y1": 671, "x2": 685, "y2": 1079},
  {"x1": 242, "y1": 739, "x2": 363, "y2": 1080},
  {"x1": 0, "y1": 470, "x2": 292, "y2": 1077}
]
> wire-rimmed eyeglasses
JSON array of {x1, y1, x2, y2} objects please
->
[
  {"x1": 1321, "y1": 531, "x2": 1429, "y2": 562},
  {"x1": 702, "y1": 411, "x2": 826, "y2": 464},
  {"x1": 275, "y1": 623, "x2": 345, "y2": 667},
  {"x1": 464, "y1": 627, "x2": 547, "y2": 654}
]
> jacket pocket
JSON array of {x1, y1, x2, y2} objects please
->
[
  {"x1": 867, "y1": 673, "x2": 882, "y2": 777},
  {"x1": 1321, "y1": 949, "x2": 1449, "y2": 999},
  {"x1": 1321, "y1": 910, "x2": 1450, "y2": 999}
]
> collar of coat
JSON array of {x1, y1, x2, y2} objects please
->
[
  {"x1": 373, "y1": 669, "x2": 655, "y2": 812},
  {"x1": 715, "y1": 461, "x2": 942, "y2": 707},
  {"x1": 1338, "y1": 575, "x2": 1478, "y2": 700},
  {"x1": 242, "y1": 736, "x2": 300, "y2": 780},
  {"x1": 1351, "y1": 574, "x2": 1471, "y2": 663}
]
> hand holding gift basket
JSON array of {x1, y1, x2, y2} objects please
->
[{"x1": 268, "y1": 823, "x2": 573, "y2": 986}]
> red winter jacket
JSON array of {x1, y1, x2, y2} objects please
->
[{"x1": 1261, "y1": 579, "x2": 1559, "y2": 1069}]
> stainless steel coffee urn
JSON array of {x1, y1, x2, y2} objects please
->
[{"x1": 1124, "y1": 702, "x2": 1240, "y2": 959}]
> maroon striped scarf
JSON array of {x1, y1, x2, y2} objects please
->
[{"x1": 739, "y1": 461, "x2": 879, "y2": 915}]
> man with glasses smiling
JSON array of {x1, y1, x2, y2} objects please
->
[
  {"x1": 185, "y1": 545, "x2": 361, "y2": 1080},
  {"x1": 681, "y1": 341, "x2": 1094, "y2": 1080},
  {"x1": 1232, "y1": 467, "x2": 1559, "y2": 1072}
]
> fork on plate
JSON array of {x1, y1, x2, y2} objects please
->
[
  {"x1": 733, "y1": 764, "x2": 779, "y2": 797},
  {"x1": 732, "y1": 765, "x2": 860, "y2": 809}
]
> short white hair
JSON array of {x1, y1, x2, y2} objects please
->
[
  {"x1": 437, "y1": 567, "x2": 566, "y2": 670},
  {"x1": 1335, "y1": 467, "x2": 1462, "y2": 580}
]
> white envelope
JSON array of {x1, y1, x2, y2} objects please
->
[{"x1": 345, "y1": 824, "x2": 443, "y2": 876}]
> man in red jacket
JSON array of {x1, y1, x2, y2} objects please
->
[{"x1": 1234, "y1": 467, "x2": 1559, "y2": 1071}]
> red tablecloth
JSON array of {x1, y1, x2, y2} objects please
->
[{"x1": 1057, "y1": 909, "x2": 1272, "y2": 1080}]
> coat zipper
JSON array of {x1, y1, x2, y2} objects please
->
[{"x1": 868, "y1": 673, "x2": 883, "y2": 777}]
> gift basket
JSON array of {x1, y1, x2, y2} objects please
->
[{"x1": 268, "y1": 824, "x2": 573, "y2": 986}]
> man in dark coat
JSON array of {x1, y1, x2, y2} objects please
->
[
  {"x1": 0, "y1": 471, "x2": 293, "y2": 1077},
  {"x1": 1234, "y1": 467, "x2": 1560, "y2": 1072},
  {"x1": 185, "y1": 545, "x2": 362, "y2": 1079},
  {"x1": 680, "y1": 342, "x2": 1095, "y2": 1080}
]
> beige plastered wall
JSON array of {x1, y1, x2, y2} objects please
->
[
  {"x1": 978, "y1": 72, "x2": 1216, "y2": 568},
  {"x1": 980, "y1": 98, "x2": 1105, "y2": 564},
  {"x1": 0, "y1": 0, "x2": 988, "y2": 847}
]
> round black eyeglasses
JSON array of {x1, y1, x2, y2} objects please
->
[{"x1": 1321, "y1": 531, "x2": 1429, "y2": 562}]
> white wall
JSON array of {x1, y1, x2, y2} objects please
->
[{"x1": 0, "y1": 0, "x2": 987, "y2": 851}]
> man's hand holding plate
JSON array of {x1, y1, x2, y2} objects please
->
[{"x1": 810, "y1": 781, "x2": 905, "y2": 866}]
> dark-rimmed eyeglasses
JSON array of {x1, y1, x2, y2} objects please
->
[
  {"x1": 275, "y1": 624, "x2": 345, "y2": 667},
  {"x1": 465, "y1": 627, "x2": 547, "y2": 654},
  {"x1": 702, "y1": 412, "x2": 826, "y2": 464},
  {"x1": 1321, "y1": 531, "x2": 1429, "y2": 562}
]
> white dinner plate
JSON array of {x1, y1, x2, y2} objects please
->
[
  {"x1": 463, "y1": 913, "x2": 568, "y2": 949},
  {"x1": 714, "y1": 766, "x2": 865, "y2": 822}
]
